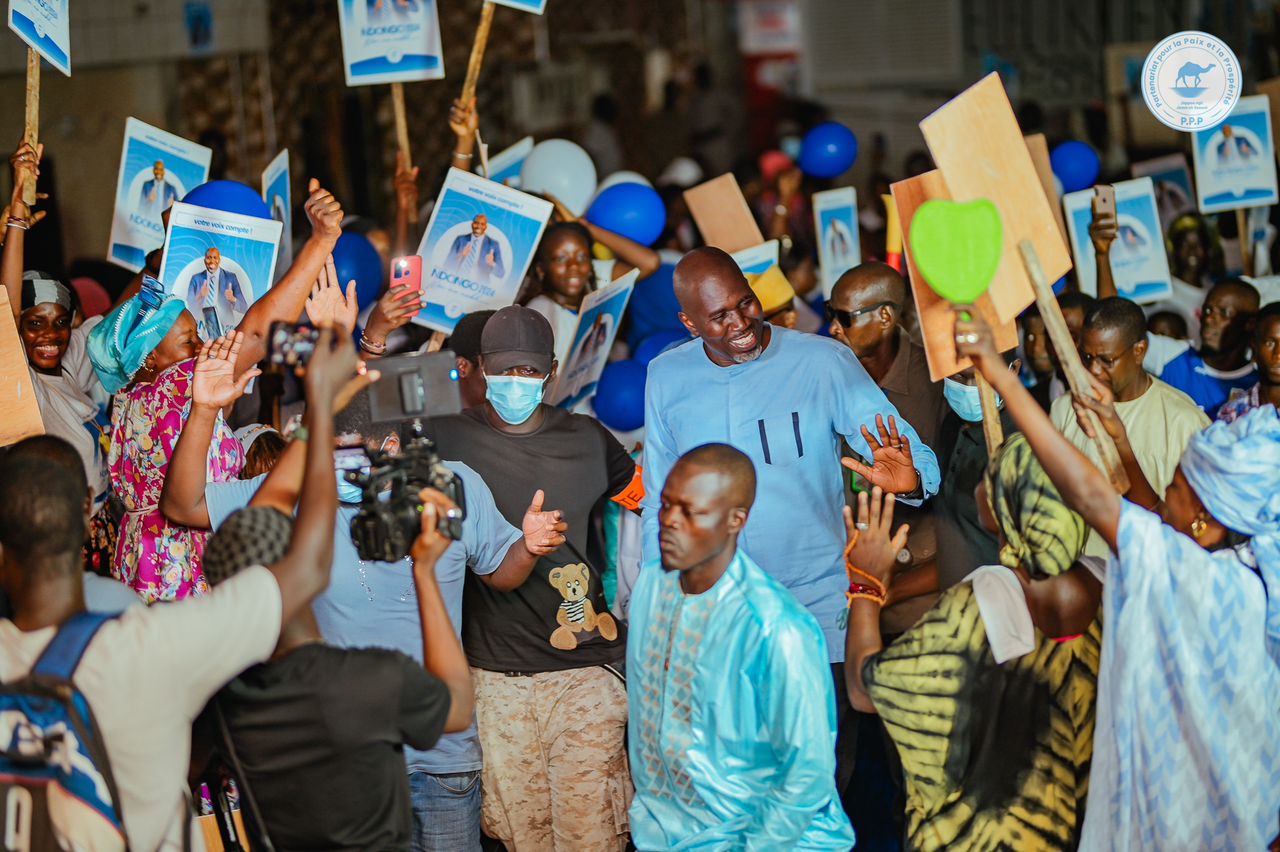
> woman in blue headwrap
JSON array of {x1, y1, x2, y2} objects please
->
[
  {"x1": 85, "y1": 178, "x2": 347, "y2": 603},
  {"x1": 955, "y1": 305, "x2": 1280, "y2": 851}
]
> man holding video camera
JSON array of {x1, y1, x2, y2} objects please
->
[{"x1": 161, "y1": 348, "x2": 569, "y2": 852}]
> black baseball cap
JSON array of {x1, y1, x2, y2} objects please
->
[
  {"x1": 481, "y1": 306, "x2": 554, "y2": 374},
  {"x1": 447, "y1": 309, "x2": 496, "y2": 363}
]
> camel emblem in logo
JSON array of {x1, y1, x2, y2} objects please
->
[{"x1": 1175, "y1": 62, "x2": 1216, "y2": 88}]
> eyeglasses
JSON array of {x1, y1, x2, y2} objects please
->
[
  {"x1": 825, "y1": 302, "x2": 899, "y2": 328},
  {"x1": 1080, "y1": 349, "x2": 1131, "y2": 370}
]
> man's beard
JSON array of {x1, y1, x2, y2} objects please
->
[{"x1": 729, "y1": 346, "x2": 763, "y2": 364}]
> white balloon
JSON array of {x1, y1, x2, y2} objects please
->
[{"x1": 520, "y1": 139, "x2": 598, "y2": 216}]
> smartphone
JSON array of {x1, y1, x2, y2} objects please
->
[
  {"x1": 267, "y1": 322, "x2": 320, "y2": 368},
  {"x1": 1092, "y1": 184, "x2": 1116, "y2": 220},
  {"x1": 391, "y1": 255, "x2": 424, "y2": 317},
  {"x1": 367, "y1": 350, "x2": 463, "y2": 423}
]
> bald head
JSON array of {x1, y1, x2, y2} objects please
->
[
  {"x1": 673, "y1": 247, "x2": 767, "y2": 367},
  {"x1": 673, "y1": 443, "x2": 757, "y2": 510},
  {"x1": 827, "y1": 261, "x2": 907, "y2": 360},
  {"x1": 830, "y1": 262, "x2": 907, "y2": 309},
  {"x1": 673, "y1": 246, "x2": 747, "y2": 310}
]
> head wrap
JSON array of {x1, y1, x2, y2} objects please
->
[
  {"x1": 1179, "y1": 404, "x2": 1280, "y2": 645},
  {"x1": 20, "y1": 270, "x2": 72, "y2": 312},
  {"x1": 203, "y1": 506, "x2": 293, "y2": 587},
  {"x1": 86, "y1": 291, "x2": 187, "y2": 395},
  {"x1": 985, "y1": 433, "x2": 1087, "y2": 579}
]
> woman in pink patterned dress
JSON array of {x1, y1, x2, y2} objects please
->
[{"x1": 87, "y1": 178, "x2": 346, "y2": 601}]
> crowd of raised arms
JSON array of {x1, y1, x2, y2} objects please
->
[{"x1": 1, "y1": 77, "x2": 1279, "y2": 852}]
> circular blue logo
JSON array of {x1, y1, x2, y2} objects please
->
[{"x1": 1142, "y1": 31, "x2": 1241, "y2": 132}]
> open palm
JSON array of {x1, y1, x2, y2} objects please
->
[
  {"x1": 841, "y1": 414, "x2": 920, "y2": 494},
  {"x1": 193, "y1": 332, "x2": 259, "y2": 409}
]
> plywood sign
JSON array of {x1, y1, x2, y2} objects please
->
[
  {"x1": 1024, "y1": 133, "x2": 1068, "y2": 243},
  {"x1": 683, "y1": 173, "x2": 765, "y2": 254},
  {"x1": 0, "y1": 288, "x2": 45, "y2": 446},
  {"x1": 919, "y1": 73, "x2": 1072, "y2": 324},
  {"x1": 892, "y1": 170, "x2": 1018, "y2": 382}
]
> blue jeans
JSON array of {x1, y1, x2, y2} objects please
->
[{"x1": 409, "y1": 770, "x2": 482, "y2": 852}]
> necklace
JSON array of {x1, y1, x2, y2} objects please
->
[{"x1": 355, "y1": 555, "x2": 417, "y2": 603}]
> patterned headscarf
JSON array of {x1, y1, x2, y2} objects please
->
[
  {"x1": 203, "y1": 506, "x2": 293, "y2": 587},
  {"x1": 985, "y1": 433, "x2": 1087, "y2": 579},
  {"x1": 1180, "y1": 405, "x2": 1280, "y2": 646},
  {"x1": 86, "y1": 288, "x2": 187, "y2": 395},
  {"x1": 20, "y1": 270, "x2": 72, "y2": 312}
]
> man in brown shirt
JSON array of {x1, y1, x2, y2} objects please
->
[{"x1": 827, "y1": 262, "x2": 945, "y2": 633}]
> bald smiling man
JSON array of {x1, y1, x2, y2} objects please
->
[{"x1": 640, "y1": 247, "x2": 940, "y2": 793}]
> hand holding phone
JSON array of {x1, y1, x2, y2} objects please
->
[
  {"x1": 1090, "y1": 185, "x2": 1117, "y2": 254},
  {"x1": 391, "y1": 255, "x2": 424, "y2": 318}
]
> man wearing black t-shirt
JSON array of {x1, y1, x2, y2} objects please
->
[{"x1": 424, "y1": 306, "x2": 637, "y2": 851}]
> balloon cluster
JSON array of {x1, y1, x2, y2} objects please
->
[{"x1": 592, "y1": 329, "x2": 691, "y2": 432}]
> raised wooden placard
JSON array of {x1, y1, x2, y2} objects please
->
[
  {"x1": 1024, "y1": 133, "x2": 1068, "y2": 242},
  {"x1": 0, "y1": 288, "x2": 45, "y2": 446},
  {"x1": 891, "y1": 170, "x2": 1018, "y2": 382},
  {"x1": 919, "y1": 73, "x2": 1072, "y2": 324},
  {"x1": 683, "y1": 173, "x2": 765, "y2": 254}
]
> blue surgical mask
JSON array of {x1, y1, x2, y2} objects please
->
[
  {"x1": 943, "y1": 377, "x2": 1002, "y2": 423},
  {"x1": 780, "y1": 135, "x2": 802, "y2": 161},
  {"x1": 337, "y1": 473, "x2": 363, "y2": 504},
  {"x1": 486, "y1": 375, "x2": 546, "y2": 425}
]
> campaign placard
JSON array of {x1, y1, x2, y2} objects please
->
[
  {"x1": 1064, "y1": 177, "x2": 1172, "y2": 303},
  {"x1": 108, "y1": 118, "x2": 212, "y2": 271},
  {"x1": 1131, "y1": 153, "x2": 1196, "y2": 233},
  {"x1": 414, "y1": 167, "x2": 553, "y2": 334},
  {"x1": 261, "y1": 149, "x2": 293, "y2": 280},
  {"x1": 490, "y1": 0, "x2": 547, "y2": 14},
  {"x1": 336, "y1": 0, "x2": 444, "y2": 86},
  {"x1": 813, "y1": 187, "x2": 861, "y2": 297},
  {"x1": 730, "y1": 240, "x2": 780, "y2": 276},
  {"x1": 485, "y1": 136, "x2": 533, "y2": 187},
  {"x1": 8, "y1": 0, "x2": 70, "y2": 76},
  {"x1": 549, "y1": 270, "x2": 638, "y2": 409},
  {"x1": 1191, "y1": 94, "x2": 1279, "y2": 213},
  {"x1": 157, "y1": 202, "x2": 283, "y2": 341}
]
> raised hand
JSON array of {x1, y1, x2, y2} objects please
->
[
  {"x1": 1071, "y1": 372, "x2": 1130, "y2": 446},
  {"x1": 952, "y1": 304, "x2": 1004, "y2": 377},
  {"x1": 1089, "y1": 207, "x2": 1118, "y2": 255},
  {"x1": 777, "y1": 166, "x2": 803, "y2": 203},
  {"x1": 412, "y1": 487, "x2": 460, "y2": 567},
  {"x1": 485, "y1": 248, "x2": 496, "y2": 269},
  {"x1": 841, "y1": 414, "x2": 920, "y2": 495},
  {"x1": 543, "y1": 192, "x2": 580, "y2": 224},
  {"x1": 193, "y1": 332, "x2": 260, "y2": 410},
  {"x1": 305, "y1": 254, "x2": 359, "y2": 333},
  {"x1": 364, "y1": 280, "x2": 422, "y2": 344},
  {"x1": 522, "y1": 489, "x2": 568, "y2": 556},
  {"x1": 448, "y1": 96, "x2": 480, "y2": 141},
  {"x1": 304, "y1": 178, "x2": 343, "y2": 244},
  {"x1": 842, "y1": 485, "x2": 909, "y2": 590}
]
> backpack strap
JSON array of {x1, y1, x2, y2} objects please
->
[{"x1": 32, "y1": 611, "x2": 117, "y2": 680}]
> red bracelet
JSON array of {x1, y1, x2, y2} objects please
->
[{"x1": 847, "y1": 582, "x2": 886, "y2": 607}]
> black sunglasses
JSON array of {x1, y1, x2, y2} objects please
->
[{"x1": 825, "y1": 301, "x2": 899, "y2": 328}]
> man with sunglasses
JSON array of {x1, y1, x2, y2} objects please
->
[
  {"x1": 641, "y1": 246, "x2": 941, "y2": 805},
  {"x1": 1052, "y1": 296, "x2": 1208, "y2": 556}
]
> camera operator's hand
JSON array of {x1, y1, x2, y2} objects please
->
[
  {"x1": 412, "y1": 488, "x2": 458, "y2": 568},
  {"x1": 522, "y1": 489, "x2": 567, "y2": 556},
  {"x1": 303, "y1": 327, "x2": 377, "y2": 413}
]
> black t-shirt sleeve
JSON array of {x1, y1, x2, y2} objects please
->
[
  {"x1": 597, "y1": 421, "x2": 637, "y2": 500},
  {"x1": 395, "y1": 655, "x2": 453, "y2": 751}
]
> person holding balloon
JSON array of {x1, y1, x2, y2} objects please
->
[{"x1": 84, "y1": 177, "x2": 348, "y2": 603}]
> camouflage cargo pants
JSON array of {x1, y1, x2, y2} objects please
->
[{"x1": 472, "y1": 665, "x2": 631, "y2": 851}]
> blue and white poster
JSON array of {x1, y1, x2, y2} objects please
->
[
  {"x1": 731, "y1": 240, "x2": 780, "y2": 276},
  {"x1": 157, "y1": 202, "x2": 283, "y2": 341},
  {"x1": 549, "y1": 270, "x2": 638, "y2": 408},
  {"x1": 813, "y1": 186, "x2": 861, "y2": 298},
  {"x1": 414, "y1": 167, "x2": 553, "y2": 334},
  {"x1": 8, "y1": 0, "x2": 70, "y2": 76},
  {"x1": 1131, "y1": 153, "x2": 1196, "y2": 234},
  {"x1": 336, "y1": 0, "x2": 444, "y2": 86},
  {"x1": 1064, "y1": 177, "x2": 1172, "y2": 304},
  {"x1": 485, "y1": 136, "x2": 533, "y2": 187},
  {"x1": 261, "y1": 149, "x2": 292, "y2": 281},
  {"x1": 490, "y1": 0, "x2": 548, "y2": 14},
  {"x1": 1191, "y1": 94, "x2": 1279, "y2": 214},
  {"x1": 108, "y1": 118, "x2": 212, "y2": 271}
]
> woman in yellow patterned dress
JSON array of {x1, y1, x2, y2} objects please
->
[{"x1": 843, "y1": 435, "x2": 1103, "y2": 851}]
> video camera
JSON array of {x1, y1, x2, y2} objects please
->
[{"x1": 346, "y1": 421, "x2": 467, "y2": 563}]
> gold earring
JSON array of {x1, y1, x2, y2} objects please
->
[{"x1": 1190, "y1": 515, "x2": 1208, "y2": 539}]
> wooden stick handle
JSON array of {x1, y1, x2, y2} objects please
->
[
  {"x1": 976, "y1": 372, "x2": 1004, "y2": 459},
  {"x1": 1236, "y1": 207, "x2": 1251, "y2": 274},
  {"x1": 1018, "y1": 239, "x2": 1130, "y2": 493},
  {"x1": 390, "y1": 82, "x2": 417, "y2": 224},
  {"x1": 426, "y1": 330, "x2": 446, "y2": 353},
  {"x1": 22, "y1": 49, "x2": 39, "y2": 206},
  {"x1": 460, "y1": 1, "x2": 496, "y2": 105}
]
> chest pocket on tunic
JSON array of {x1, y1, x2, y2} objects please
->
[{"x1": 747, "y1": 411, "x2": 805, "y2": 468}]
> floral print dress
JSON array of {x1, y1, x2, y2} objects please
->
[{"x1": 109, "y1": 358, "x2": 242, "y2": 602}]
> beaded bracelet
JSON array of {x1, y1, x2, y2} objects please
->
[
  {"x1": 843, "y1": 532, "x2": 888, "y2": 607},
  {"x1": 359, "y1": 334, "x2": 387, "y2": 354},
  {"x1": 847, "y1": 581, "x2": 887, "y2": 607}
]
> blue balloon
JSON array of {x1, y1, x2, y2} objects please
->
[
  {"x1": 798, "y1": 122, "x2": 858, "y2": 179},
  {"x1": 633, "y1": 329, "x2": 690, "y2": 366},
  {"x1": 331, "y1": 232, "x2": 384, "y2": 310},
  {"x1": 181, "y1": 180, "x2": 272, "y2": 219},
  {"x1": 1050, "y1": 141, "x2": 1100, "y2": 194},
  {"x1": 626, "y1": 263, "x2": 685, "y2": 350},
  {"x1": 586, "y1": 182, "x2": 666, "y2": 247},
  {"x1": 592, "y1": 360, "x2": 647, "y2": 431}
]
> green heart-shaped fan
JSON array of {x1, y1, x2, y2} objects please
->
[{"x1": 907, "y1": 199, "x2": 1003, "y2": 303}]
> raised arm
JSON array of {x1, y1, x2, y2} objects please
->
[
  {"x1": 545, "y1": 192, "x2": 661, "y2": 281},
  {"x1": 233, "y1": 179, "x2": 344, "y2": 377},
  {"x1": 954, "y1": 305, "x2": 1123, "y2": 551},
  {"x1": 392, "y1": 149, "x2": 420, "y2": 259},
  {"x1": 1090, "y1": 199, "x2": 1118, "y2": 300},
  {"x1": 447, "y1": 96, "x2": 479, "y2": 177},
  {"x1": 843, "y1": 487, "x2": 909, "y2": 713},
  {"x1": 2, "y1": 141, "x2": 42, "y2": 323}
]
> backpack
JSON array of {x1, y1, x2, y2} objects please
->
[{"x1": 0, "y1": 612, "x2": 127, "y2": 852}]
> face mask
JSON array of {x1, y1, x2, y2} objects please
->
[
  {"x1": 943, "y1": 377, "x2": 1002, "y2": 422},
  {"x1": 486, "y1": 375, "x2": 546, "y2": 424},
  {"x1": 780, "y1": 135, "x2": 802, "y2": 160},
  {"x1": 337, "y1": 474, "x2": 363, "y2": 504}
]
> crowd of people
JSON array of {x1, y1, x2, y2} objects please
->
[{"x1": 1, "y1": 73, "x2": 1279, "y2": 852}]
